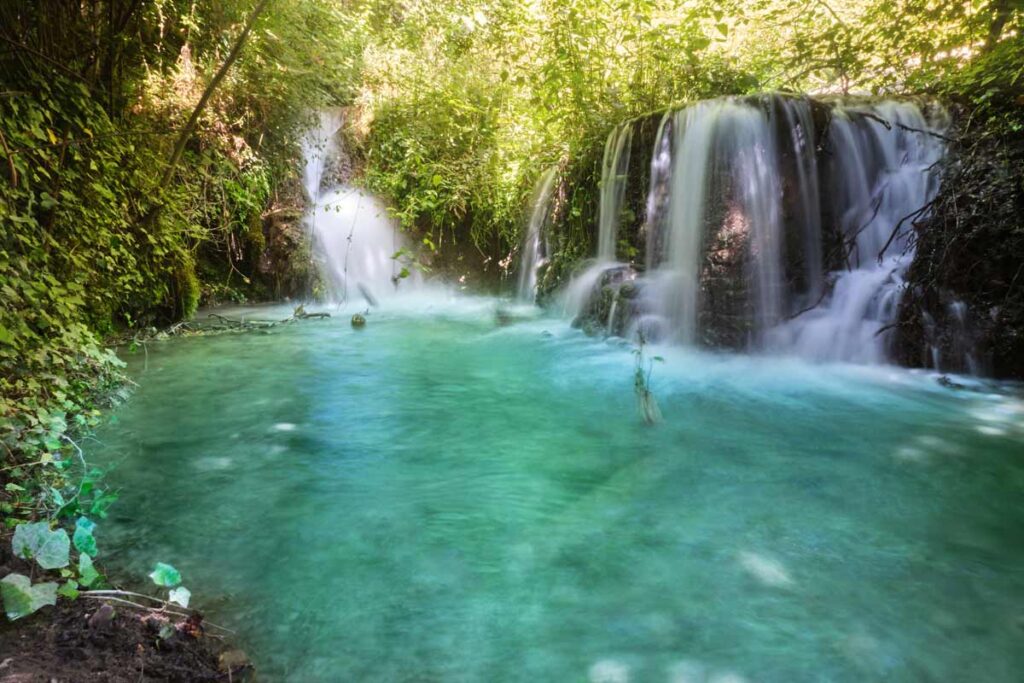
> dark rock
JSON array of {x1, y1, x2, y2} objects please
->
[{"x1": 87, "y1": 604, "x2": 114, "y2": 632}]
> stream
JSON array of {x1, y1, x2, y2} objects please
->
[{"x1": 90, "y1": 294, "x2": 1024, "y2": 681}]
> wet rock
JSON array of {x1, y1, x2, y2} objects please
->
[
  {"x1": 351, "y1": 314, "x2": 366, "y2": 328},
  {"x1": 572, "y1": 265, "x2": 646, "y2": 338}
]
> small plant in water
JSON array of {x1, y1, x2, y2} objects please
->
[{"x1": 633, "y1": 332, "x2": 663, "y2": 425}]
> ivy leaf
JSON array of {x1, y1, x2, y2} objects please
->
[
  {"x1": 78, "y1": 554, "x2": 99, "y2": 587},
  {"x1": 1, "y1": 573, "x2": 58, "y2": 620},
  {"x1": 149, "y1": 563, "x2": 181, "y2": 588},
  {"x1": 58, "y1": 579, "x2": 80, "y2": 599},
  {"x1": 73, "y1": 517, "x2": 98, "y2": 557},
  {"x1": 168, "y1": 586, "x2": 191, "y2": 609},
  {"x1": 12, "y1": 522, "x2": 70, "y2": 569}
]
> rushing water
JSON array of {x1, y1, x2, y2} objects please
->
[{"x1": 92, "y1": 298, "x2": 1024, "y2": 682}]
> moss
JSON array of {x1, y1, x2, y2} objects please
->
[{"x1": 175, "y1": 258, "x2": 202, "y2": 319}]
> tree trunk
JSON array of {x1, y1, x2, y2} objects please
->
[
  {"x1": 983, "y1": 0, "x2": 1015, "y2": 52},
  {"x1": 159, "y1": 0, "x2": 271, "y2": 188}
]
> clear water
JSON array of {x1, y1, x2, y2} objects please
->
[{"x1": 91, "y1": 296, "x2": 1024, "y2": 682}]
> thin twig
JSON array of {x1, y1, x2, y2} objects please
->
[{"x1": 877, "y1": 200, "x2": 935, "y2": 262}]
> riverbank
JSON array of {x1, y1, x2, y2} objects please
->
[
  {"x1": 0, "y1": 535, "x2": 248, "y2": 681},
  {"x1": 0, "y1": 312, "x2": 317, "y2": 681}
]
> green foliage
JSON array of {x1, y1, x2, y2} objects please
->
[
  {"x1": 78, "y1": 554, "x2": 100, "y2": 587},
  {"x1": 72, "y1": 517, "x2": 98, "y2": 558},
  {"x1": 633, "y1": 335, "x2": 663, "y2": 425},
  {"x1": 353, "y1": 0, "x2": 1021, "y2": 275},
  {"x1": 12, "y1": 522, "x2": 70, "y2": 570},
  {"x1": 149, "y1": 562, "x2": 182, "y2": 588},
  {"x1": 1, "y1": 573, "x2": 58, "y2": 621}
]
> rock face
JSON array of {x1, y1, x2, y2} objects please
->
[{"x1": 258, "y1": 190, "x2": 315, "y2": 300}]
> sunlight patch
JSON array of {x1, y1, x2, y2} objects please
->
[
  {"x1": 194, "y1": 456, "x2": 232, "y2": 471},
  {"x1": 738, "y1": 551, "x2": 793, "y2": 587},
  {"x1": 273, "y1": 423, "x2": 297, "y2": 432},
  {"x1": 667, "y1": 660, "x2": 707, "y2": 683},
  {"x1": 588, "y1": 659, "x2": 629, "y2": 683},
  {"x1": 976, "y1": 425, "x2": 1007, "y2": 437},
  {"x1": 894, "y1": 446, "x2": 927, "y2": 462}
]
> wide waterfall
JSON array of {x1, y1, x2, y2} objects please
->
[
  {"x1": 303, "y1": 111, "x2": 416, "y2": 304},
  {"x1": 568, "y1": 94, "x2": 947, "y2": 365},
  {"x1": 517, "y1": 167, "x2": 558, "y2": 301}
]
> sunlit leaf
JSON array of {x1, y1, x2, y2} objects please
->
[
  {"x1": 12, "y1": 522, "x2": 70, "y2": 569},
  {"x1": 168, "y1": 586, "x2": 191, "y2": 608},
  {"x1": 149, "y1": 562, "x2": 181, "y2": 587},
  {"x1": 1, "y1": 573, "x2": 58, "y2": 620}
]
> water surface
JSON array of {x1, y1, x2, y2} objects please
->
[{"x1": 92, "y1": 295, "x2": 1024, "y2": 681}]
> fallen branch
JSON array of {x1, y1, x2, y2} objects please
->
[{"x1": 79, "y1": 593, "x2": 236, "y2": 634}]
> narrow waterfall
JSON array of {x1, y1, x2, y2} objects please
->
[
  {"x1": 572, "y1": 94, "x2": 947, "y2": 366},
  {"x1": 517, "y1": 167, "x2": 558, "y2": 301},
  {"x1": 302, "y1": 111, "x2": 416, "y2": 304},
  {"x1": 596, "y1": 123, "x2": 635, "y2": 262},
  {"x1": 562, "y1": 122, "x2": 636, "y2": 320},
  {"x1": 642, "y1": 102, "x2": 719, "y2": 344}
]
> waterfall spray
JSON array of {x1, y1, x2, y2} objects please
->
[{"x1": 301, "y1": 111, "x2": 419, "y2": 305}]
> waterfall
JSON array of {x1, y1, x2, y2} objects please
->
[
  {"x1": 596, "y1": 123, "x2": 634, "y2": 262},
  {"x1": 571, "y1": 94, "x2": 947, "y2": 366},
  {"x1": 561, "y1": 122, "x2": 635, "y2": 320},
  {"x1": 517, "y1": 167, "x2": 558, "y2": 301},
  {"x1": 302, "y1": 111, "x2": 417, "y2": 304},
  {"x1": 767, "y1": 101, "x2": 946, "y2": 362}
]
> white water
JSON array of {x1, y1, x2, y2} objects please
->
[
  {"x1": 644, "y1": 101, "x2": 721, "y2": 344},
  {"x1": 572, "y1": 95, "x2": 947, "y2": 366},
  {"x1": 768, "y1": 101, "x2": 946, "y2": 361},
  {"x1": 303, "y1": 111, "x2": 417, "y2": 305},
  {"x1": 597, "y1": 123, "x2": 634, "y2": 262},
  {"x1": 517, "y1": 167, "x2": 558, "y2": 301},
  {"x1": 562, "y1": 124, "x2": 635, "y2": 320}
]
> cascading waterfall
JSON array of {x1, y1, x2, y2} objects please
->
[
  {"x1": 571, "y1": 94, "x2": 948, "y2": 366},
  {"x1": 767, "y1": 101, "x2": 946, "y2": 362},
  {"x1": 517, "y1": 167, "x2": 558, "y2": 301},
  {"x1": 302, "y1": 111, "x2": 417, "y2": 304}
]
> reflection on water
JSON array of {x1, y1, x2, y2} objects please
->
[{"x1": 92, "y1": 299, "x2": 1024, "y2": 681}]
